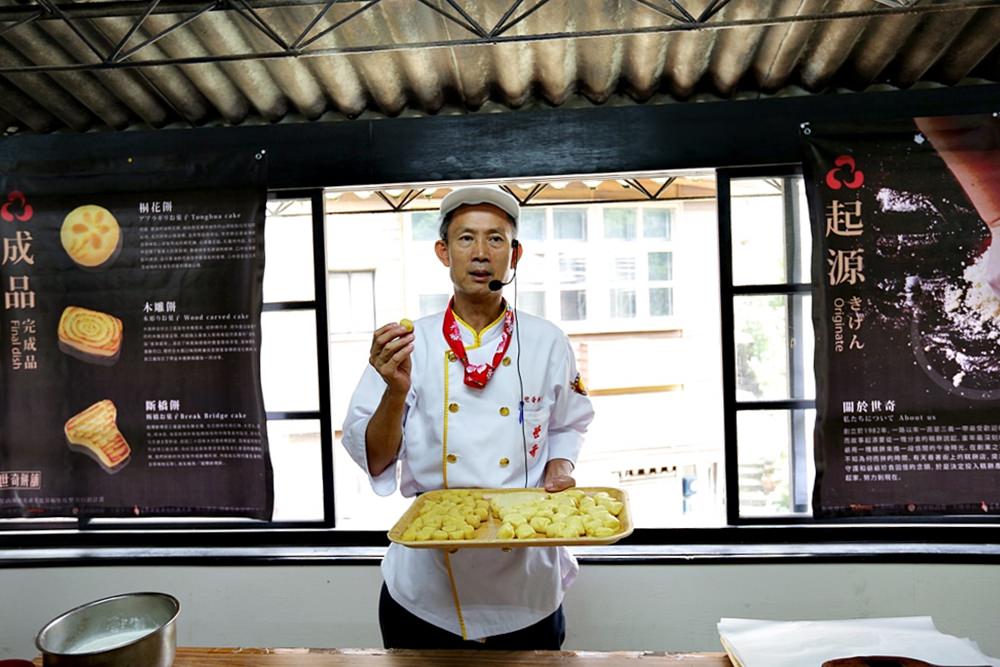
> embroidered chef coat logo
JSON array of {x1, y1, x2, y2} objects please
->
[
  {"x1": 532, "y1": 425, "x2": 542, "y2": 439},
  {"x1": 571, "y1": 373, "x2": 587, "y2": 395},
  {"x1": 529, "y1": 444, "x2": 539, "y2": 458}
]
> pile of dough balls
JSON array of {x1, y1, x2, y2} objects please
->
[
  {"x1": 492, "y1": 489, "x2": 623, "y2": 540},
  {"x1": 401, "y1": 488, "x2": 623, "y2": 542},
  {"x1": 400, "y1": 489, "x2": 490, "y2": 542}
]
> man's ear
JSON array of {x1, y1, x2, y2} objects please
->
[
  {"x1": 434, "y1": 239, "x2": 451, "y2": 267},
  {"x1": 511, "y1": 239, "x2": 523, "y2": 269}
]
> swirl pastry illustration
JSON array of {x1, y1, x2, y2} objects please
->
[
  {"x1": 58, "y1": 306, "x2": 123, "y2": 366},
  {"x1": 60, "y1": 205, "x2": 122, "y2": 269},
  {"x1": 64, "y1": 399, "x2": 131, "y2": 474}
]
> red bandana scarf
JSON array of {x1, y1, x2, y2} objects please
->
[{"x1": 442, "y1": 300, "x2": 514, "y2": 389}]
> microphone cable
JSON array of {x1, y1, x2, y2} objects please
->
[{"x1": 511, "y1": 241, "x2": 529, "y2": 489}]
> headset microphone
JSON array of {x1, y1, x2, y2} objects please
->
[{"x1": 488, "y1": 239, "x2": 519, "y2": 292}]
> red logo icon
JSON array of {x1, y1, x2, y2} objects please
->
[
  {"x1": 529, "y1": 444, "x2": 539, "y2": 458},
  {"x1": 825, "y1": 156, "x2": 864, "y2": 190},
  {"x1": 1, "y1": 191, "x2": 33, "y2": 222},
  {"x1": 532, "y1": 425, "x2": 542, "y2": 439}
]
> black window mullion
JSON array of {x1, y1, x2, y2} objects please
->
[
  {"x1": 311, "y1": 190, "x2": 336, "y2": 528},
  {"x1": 716, "y1": 169, "x2": 741, "y2": 526}
]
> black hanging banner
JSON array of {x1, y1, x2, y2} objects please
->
[
  {"x1": 802, "y1": 113, "x2": 1000, "y2": 518},
  {"x1": 0, "y1": 151, "x2": 273, "y2": 520}
]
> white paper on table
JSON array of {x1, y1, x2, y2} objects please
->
[{"x1": 717, "y1": 616, "x2": 1000, "y2": 667}]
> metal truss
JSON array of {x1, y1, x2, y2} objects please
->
[
  {"x1": 0, "y1": 0, "x2": 996, "y2": 75},
  {"x1": 322, "y1": 177, "x2": 697, "y2": 216}
]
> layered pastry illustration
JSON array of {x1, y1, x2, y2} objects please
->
[
  {"x1": 60, "y1": 204, "x2": 122, "y2": 269},
  {"x1": 58, "y1": 306, "x2": 123, "y2": 366},
  {"x1": 64, "y1": 399, "x2": 131, "y2": 474}
]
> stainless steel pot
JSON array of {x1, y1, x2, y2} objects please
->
[{"x1": 35, "y1": 592, "x2": 179, "y2": 667}]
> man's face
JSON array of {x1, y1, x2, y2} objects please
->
[{"x1": 434, "y1": 203, "x2": 517, "y2": 298}]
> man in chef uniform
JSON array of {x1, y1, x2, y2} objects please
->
[{"x1": 342, "y1": 185, "x2": 595, "y2": 649}]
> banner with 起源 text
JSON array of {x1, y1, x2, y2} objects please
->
[
  {"x1": 803, "y1": 113, "x2": 1000, "y2": 518},
  {"x1": 0, "y1": 151, "x2": 273, "y2": 519}
]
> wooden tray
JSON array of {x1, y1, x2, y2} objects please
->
[{"x1": 387, "y1": 486, "x2": 632, "y2": 549}]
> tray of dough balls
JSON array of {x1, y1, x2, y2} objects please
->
[{"x1": 388, "y1": 487, "x2": 632, "y2": 549}]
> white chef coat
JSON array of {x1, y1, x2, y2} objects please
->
[{"x1": 342, "y1": 305, "x2": 595, "y2": 639}]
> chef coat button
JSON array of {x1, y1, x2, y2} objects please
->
[
  {"x1": 502, "y1": 357, "x2": 511, "y2": 366},
  {"x1": 448, "y1": 402, "x2": 460, "y2": 413},
  {"x1": 447, "y1": 453, "x2": 458, "y2": 464},
  {"x1": 447, "y1": 351, "x2": 458, "y2": 362},
  {"x1": 499, "y1": 406, "x2": 510, "y2": 417},
  {"x1": 499, "y1": 457, "x2": 509, "y2": 467}
]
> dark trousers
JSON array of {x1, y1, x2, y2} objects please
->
[{"x1": 378, "y1": 583, "x2": 566, "y2": 650}]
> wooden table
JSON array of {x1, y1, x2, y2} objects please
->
[{"x1": 34, "y1": 647, "x2": 733, "y2": 666}]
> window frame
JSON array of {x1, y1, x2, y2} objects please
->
[{"x1": 3, "y1": 82, "x2": 1000, "y2": 559}]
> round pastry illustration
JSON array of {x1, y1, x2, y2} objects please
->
[
  {"x1": 60, "y1": 204, "x2": 122, "y2": 269},
  {"x1": 58, "y1": 305, "x2": 123, "y2": 366}
]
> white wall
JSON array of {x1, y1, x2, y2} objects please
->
[{"x1": 2, "y1": 562, "x2": 999, "y2": 660}]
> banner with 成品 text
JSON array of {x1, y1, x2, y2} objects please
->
[{"x1": 0, "y1": 151, "x2": 273, "y2": 519}]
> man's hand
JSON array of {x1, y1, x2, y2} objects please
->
[
  {"x1": 369, "y1": 322, "x2": 414, "y2": 395},
  {"x1": 543, "y1": 458, "x2": 576, "y2": 492}
]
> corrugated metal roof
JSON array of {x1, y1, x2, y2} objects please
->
[{"x1": 0, "y1": 0, "x2": 997, "y2": 134}]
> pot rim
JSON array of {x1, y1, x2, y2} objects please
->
[{"x1": 35, "y1": 591, "x2": 180, "y2": 656}]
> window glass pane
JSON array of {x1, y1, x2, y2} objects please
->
[
  {"x1": 554, "y1": 209, "x2": 587, "y2": 240},
  {"x1": 261, "y1": 310, "x2": 319, "y2": 412},
  {"x1": 604, "y1": 208, "x2": 637, "y2": 239},
  {"x1": 648, "y1": 251, "x2": 673, "y2": 281},
  {"x1": 731, "y1": 179, "x2": 786, "y2": 285},
  {"x1": 612, "y1": 256, "x2": 636, "y2": 281},
  {"x1": 644, "y1": 209, "x2": 672, "y2": 239},
  {"x1": 411, "y1": 211, "x2": 439, "y2": 241},
  {"x1": 419, "y1": 293, "x2": 450, "y2": 316},
  {"x1": 328, "y1": 271, "x2": 375, "y2": 334},
  {"x1": 795, "y1": 178, "x2": 812, "y2": 284},
  {"x1": 650, "y1": 287, "x2": 673, "y2": 316},
  {"x1": 734, "y1": 294, "x2": 812, "y2": 402},
  {"x1": 264, "y1": 199, "x2": 315, "y2": 302},
  {"x1": 560, "y1": 290, "x2": 587, "y2": 320},
  {"x1": 559, "y1": 255, "x2": 586, "y2": 284},
  {"x1": 610, "y1": 289, "x2": 636, "y2": 318},
  {"x1": 323, "y1": 179, "x2": 727, "y2": 530},
  {"x1": 519, "y1": 209, "x2": 546, "y2": 241},
  {"x1": 518, "y1": 291, "x2": 545, "y2": 317},
  {"x1": 737, "y1": 408, "x2": 815, "y2": 517},
  {"x1": 269, "y1": 420, "x2": 324, "y2": 522}
]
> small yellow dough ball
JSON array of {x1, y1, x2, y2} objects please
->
[
  {"x1": 604, "y1": 500, "x2": 624, "y2": 516},
  {"x1": 432, "y1": 529, "x2": 448, "y2": 541},
  {"x1": 399, "y1": 318, "x2": 414, "y2": 332},
  {"x1": 515, "y1": 523, "x2": 537, "y2": 540},
  {"x1": 530, "y1": 515, "x2": 552, "y2": 532},
  {"x1": 497, "y1": 523, "x2": 515, "y2": 540},
  {"x1": 506, "y1": 513, "x2": 528, "y2": 528},
  {"x1": 591, "y1": 526, "x2": 616, "y2": 538}
]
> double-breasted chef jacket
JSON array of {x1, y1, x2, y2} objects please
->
[{"x1": 342, "y1": 304, "x2": 595, "y2": 639}]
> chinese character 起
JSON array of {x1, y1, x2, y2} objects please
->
[{"x1": 825, "y1": 200, "x2": 864, "y2": 237}]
